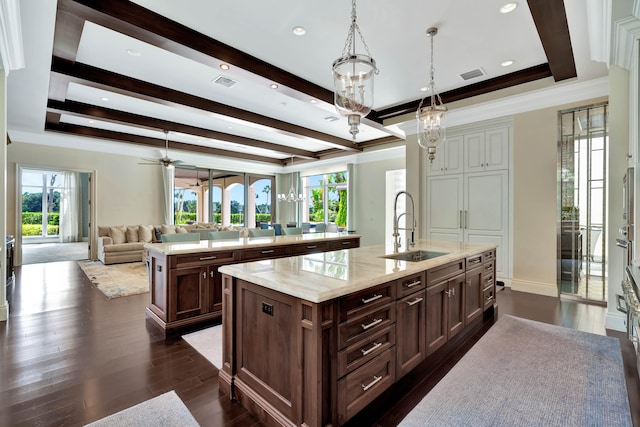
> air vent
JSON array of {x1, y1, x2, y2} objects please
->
[
  {"x1": 212, "y1": 75, "x2": 238, "y2": 88},
  {"x1": 460, "y1": 68, "x2": 485, "y2": 81},
  {"x1": 324, "y1": 116, "x2": 340, "y2": 122}
]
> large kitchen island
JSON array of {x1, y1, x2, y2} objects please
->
[{"x1": 218, "y1": 240, "x2": 497, "y2": 427}]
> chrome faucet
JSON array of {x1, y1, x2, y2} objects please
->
[{"x1": 393, "y1": 191, "x2": 416, "y2": 253}]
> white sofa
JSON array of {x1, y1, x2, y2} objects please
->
[{"x1": 97, "y1": 223, "x2": 246, "y2": 264}]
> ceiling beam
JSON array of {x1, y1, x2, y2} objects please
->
[
  {"x1": 47, "y1": 99, "x2": 320, "y2": 160},
  {"x1": 44, "y1": 121, "x2": 285, "y2": 165},
  {"x1": 50, "y1": 57, "x2": 362, "y2": 152}
]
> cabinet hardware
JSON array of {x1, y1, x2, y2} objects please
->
[
  {"x1": 360, "y1": 342, "x2": 382, "y2": 356},
  {"x1": 200, "y1": 256, "x2": 217, "y2": 260},
  {"x1": 459, "y1": 210, "x2": 463, "y2": 229},
  {"x1": 361, "y1": 375, "x2": 383, "y2": 391},
  {"x1": 406, "y1": 297, "x2": 423, "y2": 306},
  {"x1": 486, "y1": 295, "x2": 494, "y2": 302},
  {"x1": 210, "y1": 270, "x2": 215, "y2": 278},
  {"x1": 465, "y1": 210, "x2": 469, "y2": 229},
  {"x1": 202, "y1": 272, "x2": 207, "y2": 279},
  {"x1": 156, "y1": 265, "x2": 162, "y2": 272},
  {"x1": 446, "y1": 288, "x2": 456, "y2": 298},
  {"x1": 466, "y1": 279, "x2": 471, "y2": 286},
  {"x1": 405, "y1": 280, "x2": 421, "y2": 288},
  {"x1": 306, "y1": 245, "x2": 318, "y2": 249},
  {"x1": 342, "y1": 241, "x2": 351, "y2": 245},
  {"x1": 469, "y1": 258, "x2": 481, "y2": 265},
  {"x1": 261, "y1": 250, "x2": 275, "y2": 254},
  {"x1": 361, "y1": 294, "x2": 383, "y2": 304},
  {"x1": 361, "y1": 318, "x2": 382, "y2": 330}
]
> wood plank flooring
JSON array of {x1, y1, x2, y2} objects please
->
[{"x1": 1, "y1": 263, "x2": 637, "y2": 426}]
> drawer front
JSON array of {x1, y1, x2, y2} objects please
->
[
  {"x1": 397, "y1": 272, "x2": 425, "y2": 298},
  {"x1": 339, "y1": 281, "x2": 396, "y2": 323},
  {"x1": 483, "y1": 249, "x2": 496, "y2": 263},
  {"x1": 483, "y1": 272, "x2": 495, "y2": 292},
  {"x1": 483, "y1": 260, "x2": 495, "y2": 276},
  {"x1": 175, "y1": 251, "x2": 234, "y2": 267},
  {"x1": 328, "y1": 238, "x2": 360, "y2": 251},
  {"x1": 337, "y1": 325, "x2": 396, "y2": 377},
  {"x1": 427, "y1": 259, "x2": 465, "y2": 287},
  {"x1": 483, "y1": 285, "x2": 496, "y2": 311},
  {"x1": 289, "y1": 241, "x2": 329, "y2": 255},
  {"x1": 466, "y1": 253, "x2": 483, "y2": 270},
  {"x1": 338, "y1": 303, "x2": 395, "y2": 349},
  {"x1": 241, "y1": 246, "x2": 290, "y2": 261},
  {"x1": 337, "y1": 348, "x2": 396, "y2": 425}
]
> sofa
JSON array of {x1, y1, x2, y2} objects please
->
[{"x1": 97, "y1": 223, "x2": 247, "y2": 264}]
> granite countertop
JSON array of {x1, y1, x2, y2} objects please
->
[
  {"x1": 143, "y1": 232, "x2": 360, "y2": 255},
  {"x1": 219, "y1": 240, "x2": 496, "y2": 303}
]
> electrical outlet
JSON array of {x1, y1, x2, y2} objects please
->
[{"x1": 262, "y1": 302, "x2": 273, "y2": 316}]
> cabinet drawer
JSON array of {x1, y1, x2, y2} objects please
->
[
  {"x1": 483, "y1": 260, "x2": 495, "y2": 276},
  {"x1": 338, "y1": 303, "x2": 395, "y2": 349},
  {"x1": 338, "y1": 281, "x2": 396, "y2": 323},
  {"x1": 483, "y1": 249, "x2": 496, "y2": 263},
  {"x1": 328, "y1": 238, "x2": 360, "y2": 250},
  {"x1": 397, "y1": 272, "x2": 425, "y2": 298},
  {"x1": 483, "y1": 273, "x2": 495, "y2": 292},
  {"x1": 241, "y1": 246, "x2": 290, "y2": 261},
  {"x1": 337, "y1": 325, "x2": 395, "y2": 377},
  {"x1": 289, "y1": 241, "x2": 329, "y2": 255},
  {"x1": 466, "y1": 253, "x2": 483, "y2": 270},
  {"x1": 427, "y1": 259, "x2": 465, "y2": 287},
  {"x1": 483, "y1": 285, "x2": 496, "y2": 311},
  {"x1": 337, "y1": 347, "x2": 396, "y2": 425},
  {"x1": 174, "y1": 251, "x2": 234, "y2": 267}
]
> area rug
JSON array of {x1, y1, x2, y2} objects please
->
[
  {"x1": 399, "y1": 315, "x2": 632, "y2": 427},
  {"x1": 182, "y1": 324, "x2": 223, "y2": 368},
  {"x1": 85, "y1": 390, "x2": 199, "y2": 426},
  {"x1": 78, "y1": 260, "x2": 148, "y2": 299}
]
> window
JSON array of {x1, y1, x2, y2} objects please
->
[
  {"x1": 302, "y1": 171, "x2": 348, "y2": 229},
  {"x1": 21, "y1": 170, "x2": 64, "y2": 239}
]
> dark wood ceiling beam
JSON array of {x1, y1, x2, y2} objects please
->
[
  {"x1": 373, "y1": 64, "x2": 553, "y2": 121},
  {"x1": 46, "y1": 99, "x2": 320, "y2": 160},
  {"x1": 44, "y1": 121, "x2": 284, "y2": 165},
  {"x1": 57, "y1": 0, "x2": 337, "y2": 106},
  {"x1": 50, "y1": 57, "x2": 362, "y2": 152},
  {"x1": 527, "y1": 0, "x2": 577, "y2": 81}
]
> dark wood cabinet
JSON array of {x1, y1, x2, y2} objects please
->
[
  {"x1": 465, "y1": 264, "x2": 483, "y2": 325},
  {"x1": 396, "y1": 288, "x2": 426, "y2": 378}
]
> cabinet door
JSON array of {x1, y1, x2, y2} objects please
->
[
  {"x1": 427, "y1": 135, "x2": 463, "y2": 176},
  {"x1": 484, "y1": 127, "x2": 509, "y2": 171},
  {"x1": 207, "y1": 266, "x2": 223, "y2": 313},
  {"x1": 464, "y1": 266, "x2": 483, "y2": 325},
  {"x1": 426, "y1": 175, "x2": 464, "y2": 242},
  {"x1": 170, "y1": 267, "x2": 207, "y2": 321},
  {"x1": 463, "y1": 132, "x2": 485, "y2": 173},
  {"x1": 396, "y1": 289, "x2": 425, "y2": 378},
  {"x1": 426, "y1": 280, "x2": 448, "y2": 355},
  {"x1": 447, "y1": 274, "x2": 465, "y2": 339}
]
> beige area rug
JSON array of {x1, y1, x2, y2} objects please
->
[
  {"x1": 78, "y1": 260, "x2": 149, "y2": 299},
  {"x1": 182, "y1": 325, "x2": 223, "y2": 368}
]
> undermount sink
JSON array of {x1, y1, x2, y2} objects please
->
[{"x1": 381, "y1": 250, "x2": 448, "y2": 262}]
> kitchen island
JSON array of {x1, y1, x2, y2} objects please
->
[
  {"x1": 144, "y1": 233, "x2": 360, "y2": 332},
  {"x1": 218, "y1": 240, "x2": 497, "y2": 426}
]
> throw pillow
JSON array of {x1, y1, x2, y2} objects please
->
[
  {"x1": 138, "y1": 225, "x2": 153, "y2": 243},
  {"x1": 160, "y1": 224, "x2": 175, "y2": 235},
  {"x1": 153, "y1": 227, "x2": 162, "y2": 242},
  {"x1": 126, "y1": 226, "x2": 140, "y2": 243},
  {"x1": 176, "y1": 226, "x2": 188, "y2": 234},
  {"x1": 109, "y1": 226, "x2": 127, "y2": 244}
]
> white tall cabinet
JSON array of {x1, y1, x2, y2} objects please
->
[{"x1": 426, "y1": 121, "x2": 511, "y2": 278}]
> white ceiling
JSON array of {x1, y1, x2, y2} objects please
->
[{"x1": 6, "y1": 0, "x2": 609, "y2": 174}]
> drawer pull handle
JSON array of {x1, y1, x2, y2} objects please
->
[
  {"x1": 261, "y1": 250, "x2": 275, "y2": 254},
  {"x1": 361, "y1": 294, "x2": 383, "y2": 304},
  {"x1": 486, "y1": 295, "x2": 494, "y2": 302},
  {"x1": 200, "y1": 256, "x2": 217, "y2": 260},
  {"x1": 361, "y1": 318, "x2": 382, "y2": 330},
  {"x1": 202, "y1": 272, "x2": 207, "y2": 279},
  {"x1": 466, "y1": 279, "x2": 471, "y2": 286},
  {"x1": 360, "y1": 342, "x2": 382, "y2": 356},
  {"x1": 342, "y1": 241, "x2": 351, "y2": 245},
  {"x1": 210, "y1": 270, "x2": 215, "y2": 278},
  {"x1": 405, "y1": 280, "x2": 421, "y2": 288},
  {"x1": 307, "y1": 245, "x2": 318, "y2": 249},
  {"x1": 361, "y1": 375, "x2": 383, "y2": 392},
  {"x1": 406, "y1": 297, "x2": 423, "y2": 306},
  {"x1": 469, "y1": 258, "x2": 481, "y2": 264}
]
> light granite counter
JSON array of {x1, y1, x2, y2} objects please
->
[
  {"x1": 143, "y1": 232, "x2": 359, "y2": 255},
  {"x1": 219, "y1": 239, "x2": 496, "y2": 303}
]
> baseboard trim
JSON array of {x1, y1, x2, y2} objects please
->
[
  {"x1": 605, "y1": 311, "x2": 627, "y2": 333},
  {"x1": 508, "y1": 279, "x2": 558, "y2": 297},
  {"x1": 0, "y1": 302, "x2": 8, "y2": 321}
]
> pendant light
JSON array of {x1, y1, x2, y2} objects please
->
[
  {"x1": 277, "y1": 156, "x2": 304, "y2": 203},
  {"x1": 332, "y1": 0, "x2": 378, "y2": 140},
  {"x1": 416, "y1": 27, "x2": 447, "y2": 163}
]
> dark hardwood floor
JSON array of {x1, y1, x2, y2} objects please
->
[{"x1": 1, "y1": 263, "x2": 637, "y2": 426}]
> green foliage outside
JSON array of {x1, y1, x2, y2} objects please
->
[
  {"x1": 22, "y1": 224, "x2": 59, "y2": 236},
  {"x1": 22, "y1": 212, "x2": 60, "y2": 225},
  {"x1": 308, "y1": 172, "x2": 347, "y2": 227}
]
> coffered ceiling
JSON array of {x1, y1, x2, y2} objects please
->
[{"x1": 7, "y1": 0, "x2": 608, "y2": 171}]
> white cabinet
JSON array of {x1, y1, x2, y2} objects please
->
[
  {"x1": 427, "y1": 169, "x2": 509, "y2": 278},
  {"x1": 463, "y1": 128, "x2": 509, "y2": 173},
  {"x1": 426, "y1": 136, "x2": 463, "y2": 176}
]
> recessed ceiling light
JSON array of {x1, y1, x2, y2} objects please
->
[
  {"x1": 126, "y1": 49, "x2": 141, "y2": 57},
  {"x1": 310, "y1": 99, "x2": 317, "y2": 104},
  {"x1": 292, "y1": 26, "x2": 306, "y2": 36},
  {"x1": 219, "y1": 63, "x2": 230, "y2": 70},
  {"x1": 501, "y1": 60, "x2": 514, "y2": 67},
  {"x1": 270, "y1": 83, "x2": 278, "y2": 89},
  {"x1": 500, "y1": 2, "x2": 518, "y2": 13},
  {"x1": 100, "y1": 97, "x2": 109, "y2": 102},
  {"x1": 420, "y1": 86, "x2": 428, "y2": 92}
]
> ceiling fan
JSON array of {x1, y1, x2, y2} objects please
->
[{"x1": 139, "y1": 130, "x2": 195, "y2": 169}]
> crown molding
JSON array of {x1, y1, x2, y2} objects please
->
[
  {"x1": 586, "y1": 0, "x2": 612, "y2": 64},
  {"x1": 0, "y1": 0, "x2": 25, "y2": 73},
  {"x1": 612, "y1": 0, "x2": 640, "y2": 70}
]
